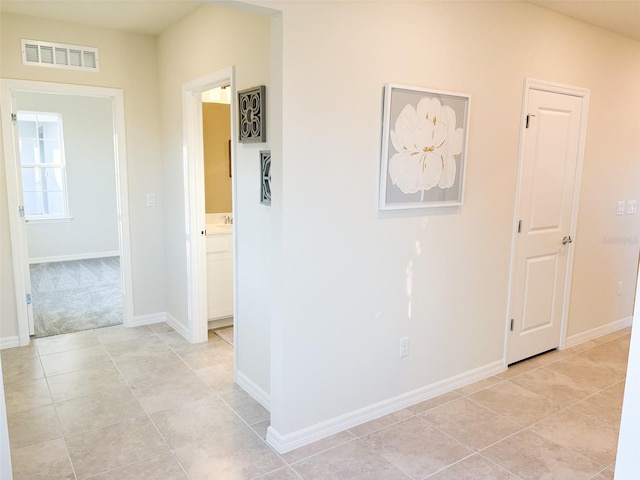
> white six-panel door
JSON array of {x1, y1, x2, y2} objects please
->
[{"x1": 508, "y1": 82, "x2": 588, "y2": 365}]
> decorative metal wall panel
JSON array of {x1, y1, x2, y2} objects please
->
[
  {"x1": 238, "y1": 85, "x2": 266, "y2": 143},
  {"x1": 260, "y1": 150, "x2": 271, "y2": 205}
]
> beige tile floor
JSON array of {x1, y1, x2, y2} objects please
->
[{"x1": 1, "y1": 323, "x2": 629, "y2": 479}]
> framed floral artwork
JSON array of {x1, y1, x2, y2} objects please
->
[{"x1": 379, "y1": 84, "x2": 470, "y2": 210}]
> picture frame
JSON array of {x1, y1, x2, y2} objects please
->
[
  {"x1": 379, "y1": 83, "x2": 470, "y2": 210},
  {"x1": 238, "y1": 85, "x2": 266, "y2": 143}
]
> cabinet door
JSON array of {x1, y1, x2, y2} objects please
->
[{"x1": 207, "y1": 251, "x2": 233, "y2": 319}]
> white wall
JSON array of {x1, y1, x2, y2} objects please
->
[
  {"x1": 156, "y1": 5, "x2": 273, "y2": 393},
  {"x1": 0, "y1": 358, "x2": 11, "y2": 479},
  {"x1": 264, "y1": 0, "x2": 640, "y2": 445},
  {"x1": 13, "y1": 92, "x2": 119, "y2": 260},
  {"x1": 615, "y1": 260, "x2": 640, "y2": 479},
  {"x1": 0, "y1": 13, "x2": 165, "y2": 341}
]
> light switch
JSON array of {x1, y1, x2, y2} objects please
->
[
  {"x1": 146, "y1": 193, "x2": 156, "y2": 207},
  {"x1": 617, "y1": 201, "x2": 625, "y2": 215},
  {"x1": 628, "y1": 200, "x2": 637, "y2": 215}
]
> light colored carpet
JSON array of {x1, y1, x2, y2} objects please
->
[
  {"x1": 30, "y1": 257, "x2": 123, "y2": 338},
  {"x1": 214, "y1": 326, "x2": 234, "y2": 346}
]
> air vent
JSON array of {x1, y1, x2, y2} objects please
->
[{"x1": 21, "y1": 39, "x2": 99, "y2": 72}]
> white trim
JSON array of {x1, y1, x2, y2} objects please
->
[
  {"x1": 266, "y1": 360, "x2": 504, "y2": 454},
  {"x1": 504, "y1": 77, "x2": 590, "y2": 363},
  {"x1": 208, "y1": 317, "x2": 233, "y2": 330},
  {"x1": 182, "y1": 68, "x2": 236, "y2": 347},
  {"x1": 0, "y1": 336, "x2": 20, "y2": 350},
  {"x1": 133, "y1": 312, "x2": 167, "y2": 327},
  {"x1": 0, "y1": 356, "x2": 12, "y2": 479},
  {"x1": 0, "y1": 79, "x2": 135, "y2": 344},
  {"x1": 134, "y1": 312, "x2": 194, "y2": 340},
  {"x1": 111, "y1": 87, "x2": 135, "y2": 330},
  {"x1": 1, "y1": 83, "x2": 31, "y2": 344},
  {"x1": 25, "y1": 216, "x2": 73, "y2": 224},
  {"x1": 236, "y1": 370, "x2": 270, "y2": 411},
  {"x1": 564, "y1": 316, "x2": 633, "y2": 349},
  {"x1": 165, "y1": 312, "x2": 191, "y2": 341},
  {"x1": 29, "y1": 250, "x2": 119, "y2": 264}
]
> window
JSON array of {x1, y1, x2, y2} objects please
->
[{"x1": 17, "y1": 112, "x2": 70, "y2": 220}]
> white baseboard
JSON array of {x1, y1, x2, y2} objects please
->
[
  {"x1": 564, "y1": 316, "x2": 633, "y2": 349},
  {"x1": 133, "y1": 312, "x2": 193, "y2": 345},
  {"x1": 0, "y1": 336, "x2": 20, "y2": 350},
  {"x1": 236, "y1": 370, "x2": 270, "y2": 411},
  {"x1": 29, "y1": 250, "x2": 119, "y2": 264},
  {"x1": 208, "y1": 317, "x2": 233, "y2": 330},
  {"x1": 165, "y1": 312, "x2": 190, "y2": 342},
  {"x1": 266, "y1": 359, "x2": 504, "y2": 454},
  {"x1": 133, "y1": 312, "x2": 167, "y2": 327}
]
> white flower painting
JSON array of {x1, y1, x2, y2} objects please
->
[{"x1": 379, "y1": 84, "x2": 470, "y2": 210}]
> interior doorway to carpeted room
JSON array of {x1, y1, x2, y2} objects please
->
[{"x1": 13, "y1": 90, "x2": 123, "y2": 338}]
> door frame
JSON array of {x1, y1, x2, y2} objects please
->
[
  {"x1": 182, "y1": 67, "x2": 236, "y2": 345},
  {"x1": 1, "y1": 79, "x2": 135, "y2": 345},
  {"x1": 504, "y1": 78, "x2": 590, "y2": 364}
]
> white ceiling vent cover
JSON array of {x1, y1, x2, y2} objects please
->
[{"x1": 21, "y1": 39, "x2": 99, "y2": 72}]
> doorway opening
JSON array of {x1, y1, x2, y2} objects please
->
[
  {"x1": 15, "y1": 95, "x2": 121, "y2": 338},
  {"x1": 1, "y1": 79, "x2": 134, "y2": 346},
  {"x1": 182, "y1": 67, "x2": 236, "y2": 354},
  {"x1": 202, "y1": 84, "x2": 234, "y2": 346}
]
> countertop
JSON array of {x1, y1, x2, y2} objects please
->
[{"x1": 206, "y1": 224, "x2": 233, "y2": 236}]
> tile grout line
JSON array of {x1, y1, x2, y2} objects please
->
[
  {"x1": 476, "y1": 452, "x2": 527, "y2": 480},
  {"x1": 165, "y1": 328, "x2": 304, "y2": 478},
  {"x1": 155, "y1": 325, "x2": 292, "y2": 479},
  {"x1": 130, "y1": 323, "x2": 284, "y2": 479},
  {"x1": 6, "y1": 327, "x2": 629, "y2": 479},
  {"x1": 44, "y1": 326, "x2": 179, "y2": 479},
  {"x1": 38, "y1": 331, "x2": 92, "y2": 480},
  {"x1": 252, "y1": 465, "x2": 305, "y2": 480},
  {"x1": 80, "y1": 452, "x2": 188, "y2": 480},
  {"x1": 526, "y1": 406, "x2": 620, "y2": 469},
  {"x1": 97, "y1": 326, "x2": 195, "y2": 480}
]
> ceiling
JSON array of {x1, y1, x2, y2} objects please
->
[
  {"x1": 531, "y1": 0, "x2": 640, "y2": 42},
  {"x1": 0, "y1": 0, "x2": 204, "y2": 36},
  {"x1": 0, "y1": 0, "x2": 639, "y2": 41}
]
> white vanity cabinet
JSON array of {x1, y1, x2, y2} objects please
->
[{"x1": 206, "y1": 232, "x2": 233, "y2": 320}]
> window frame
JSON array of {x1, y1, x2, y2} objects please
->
[{"x1": 16, "y1": 110, "x2": 71, "y2": 222}]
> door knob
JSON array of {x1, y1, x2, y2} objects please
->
[{"x1": 562, "y1": 236, "x2": 573, "y2": 245}]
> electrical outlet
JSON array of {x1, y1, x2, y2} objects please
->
[
  {"x1": 617, "y1": 281, "x2": 623, "y2": 296},
  {"x1": 617, "y1": 201, "x2": 625, "y2": 215},
  {"x1": 146, "y1": 193, "x2": 156, "y2": 207},
  {"x1": 627, "y1": 200, "x2": 637, "y2": 215},
  {"x1": 399, "y1": 337, "x2": 409, "y2": 358}
]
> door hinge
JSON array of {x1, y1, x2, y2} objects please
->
[
  {"x1": 525, "y1": 114, "x2": 535, "y2": 129},
  {"x1": 18, "y1": 205, "x2": 25, "y2": 218},
  {"x1": 517, "y1": 220, "x2": 522, "y2": 233},
  {"x1": 11, "y1": 113, "x2": 17, "y2": 124},
  {"x1": 510, "y1": 319, "x2": 514, "y2": 331},
  {"x1": 26, "y1": 293, "x2": 32, "y2": 305}
]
